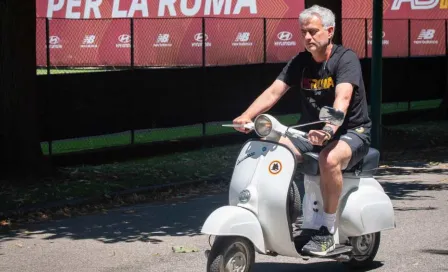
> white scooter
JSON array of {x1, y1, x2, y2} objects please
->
[{"x1": 201, "y1": 106, "x2": 396, "y2": 271}]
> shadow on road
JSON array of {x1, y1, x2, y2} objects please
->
[
  {"x1": 1, "y1": 168, "x2": 447, "y2": 246},
  {"x1": 253, "y1": 260, "x2": 384, "y2": 272},
  {"x1": 380, "y1": 181, "x2": 448, "y2": 201},
  {"x1": 0, "y1": 193, "x2": 228, "y2": 245},
  {"x1": 421, "y1": 249, "x2": 448, "y2": 256}
]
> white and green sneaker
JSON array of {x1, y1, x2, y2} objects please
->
[{"x1": 301, "y1": 226, "x2": 335, "y2": 256}]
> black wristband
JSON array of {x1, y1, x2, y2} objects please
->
[{"x1": 322, "y1": 126, "x2": 334, "y2": 139}]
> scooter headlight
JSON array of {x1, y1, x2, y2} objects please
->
[
  {"x1": 254, "y1": 115, "x2": 272, "y2": 137},
  {"x1": 239, "y1": 189, "x2": 251, "y2": 204}
]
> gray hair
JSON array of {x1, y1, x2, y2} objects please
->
[{"x1": 299, "y1": 5, "x2": 336, "y2": 29}]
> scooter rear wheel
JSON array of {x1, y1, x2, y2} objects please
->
[
  {"x1": 207, "y1": 236, "x2": 255, "y2": 272},
  {"x1": 344, "y1": 232, "x2": 381, "y2": 269}
]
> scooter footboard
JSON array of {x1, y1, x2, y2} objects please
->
[
  {"x1": 201, "y1": 206, "x2": 266, "y2": 254},
  {"x1": 339, "y1": 185, "x2": 395, "y2": 237}
]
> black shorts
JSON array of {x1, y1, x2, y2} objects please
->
[{"x1": 291, "y1": 126, "x2": 371, "y2": 170}]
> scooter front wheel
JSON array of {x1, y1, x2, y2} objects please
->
[{"x1": 207, "y1": 236, "x2": 255, "y2": 272}]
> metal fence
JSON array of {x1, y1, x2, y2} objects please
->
[
  {"x1": 343, "y1": 18, "x2": 448, "y2": 58},
  {"x1": 35, "y1": 17, "x2": 447, "y2": 156}
]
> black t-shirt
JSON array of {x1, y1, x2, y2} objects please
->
[{"x1": 277, "y1": 44, "x2": 371, "y2": 132}]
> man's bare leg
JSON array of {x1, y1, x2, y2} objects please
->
[
  {"x1": 278, "y1": 136, "x2": 304, "y2": 162},
  {"x1": 318, "y1": 140, "x2": 352, "y2": 233}
]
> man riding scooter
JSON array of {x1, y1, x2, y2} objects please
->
[{"x1": 233, "y1": 5, "x2": 372, "y2": 257}]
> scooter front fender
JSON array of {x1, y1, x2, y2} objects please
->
[{"x1": 201, "y1": 206, "x2": 266, "y2": 254}]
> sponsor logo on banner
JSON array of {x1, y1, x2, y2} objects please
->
[
  {"x1": 232, "y1": 32, "x2": 252, "y2": 46},
  {"x1": 274, "y1": 31, "x2": 297, "y2": 46},
  {"x1": 49, "y1": 36, "x2": 62, "y2": 49},
  {"x1": 192, "y1": 33, "x2": 211, "y2": 47},
  {"x1": 391, "y1": 0, "x2": 448, "y2": 10},
  {"x1": 116, "y1": 34, "x2": 131, "y2": 48},
  {"x1": 154, "y1": 33, "x2": 172, "y2": 47},
  {"x1": 81, "y1": 35, "x2": 98, "y2": 48},
  {"x1": 414, "y1": 29, "x2": 438, "y2": 44},
  {"x1": 367, "y1": 31, "x2": 389, "y2": 45}
]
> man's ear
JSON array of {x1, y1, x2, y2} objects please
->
[{"x1": 327, "y1": 26, "x2": 335, "y2": 40}]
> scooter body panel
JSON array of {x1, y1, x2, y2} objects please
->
[
  {"x1": 301, "y1": 175, "x2": 395, "y2": 243},
  {"x1": 338, "y1": 177, "x2": 395, "y2": 237},
  {"x1": 227, "y1": 139, "x2": 301, "y2": 257},
  {"x1": 201, "y1": 206, "x2": 266, "y2": 254}
]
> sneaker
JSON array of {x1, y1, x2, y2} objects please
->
[{"x1": 301, "y1": 226, "x2": 335, "y2": 256}]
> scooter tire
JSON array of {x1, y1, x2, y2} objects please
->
[
  {"x1": 288, "y1": 181, "x2": 301, "y2": 223},
  {"x1": 344, "y1": 232, "x2": 381, "y2": 270},
  {"x1": 207, "y1": 236, "x2": 255, "y2": 272}
]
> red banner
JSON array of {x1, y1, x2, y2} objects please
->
[
  {"x1": 367, "y1": 19, "x2": 409, "y2": 57},
  {"x1": 36, "y1": 0, "x2": 305, "y2": 67},
  {"x1": 411, "y1": 20, "x2": 446, "y2": 56},
  {"x1": 37, "y1": 0, "x2": 303, "y2": 19},
  {"x1": 342, "y1": 0, "x2": 447, "y2": 57},
  {"x1": 343, "y1": 0, "x2": 448, "y2": 19},
  {"x1": 205, "y1": 19, "x2": 264, "y2": 65},
  {"x1": 266, "y1": 19, "x2": 304, "y2": 63},
  {"x1": 37, "y1": 19, "x2": 47, "y2": 66},
  {"x1": 341, "y1": 19, "x2": 366, "y2": 58}
]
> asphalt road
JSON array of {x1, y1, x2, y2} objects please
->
[{"x1": 1, "y1": 164, "x2": 448, "y2": 272}]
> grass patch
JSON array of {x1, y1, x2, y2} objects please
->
[
  {"x1": 36, "y1": 67, "x2": 117, "y2": 75},
  {"x1": 40, "y1": 100, "x2": 441, "y2": 155}
]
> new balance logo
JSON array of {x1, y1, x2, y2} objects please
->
[
  {"x1": 81, "y1": 35, "x2": 98, "y2": 48},
  {"x1": 414, "y1": 29, "x2": 438, "y2": 44},
  {"x1": 83, "y1": 35, "x2": 96, "y2": 45},
  {"x1": 235, "y1": 32, "x2": 250, "y2": 42},
  {"x1": 417, "y1": 29, "x2": 435, "y2": 39},
  {"x1": 232, "y1": 32, "x2": 252, "y2": 47},
  {"x1": 156, "y1": 34, "x2": 170, "y2": 43},
  {"x1": 154, "y1": 34, "x2": 172, "y2": 47}
]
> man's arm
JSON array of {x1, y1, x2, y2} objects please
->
[
  {"x1": 325, "y1": 83, "x2": 353, "y2": 135},
  {"x1": 309, "y1": 50, "x2": 361, "y2": 145}
]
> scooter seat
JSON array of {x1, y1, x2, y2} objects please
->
[{"x1": 299, "y1": 147, "x2": 380, "y2": 177}]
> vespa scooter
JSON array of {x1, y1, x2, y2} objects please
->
[{"x1": 201, "y1": 106, "x2": 395, "y2": 272}]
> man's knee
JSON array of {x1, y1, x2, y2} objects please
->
[
  {"x1": 318, "y1": 149, "x2": 340, "y2": 171},
  {"x1": 318, "y1": 141, "x2": 352, "y2": 172}
]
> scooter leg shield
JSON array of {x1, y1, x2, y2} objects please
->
[
  {"x1": 339, "y1": 179, "x2": 395, "y2": 237},
  {"x1": 201, "y1": 206, "x2": 266, "y2": 254}
]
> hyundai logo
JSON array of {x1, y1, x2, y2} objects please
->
[
  {"x1": 49, "y1": 36, "x2": 60, "y2": 45},
  {"x1": 368, "y1": 31, "x2": 386, "y2": 39},
  {"x1": 194, "y1": 33, "x2": 208, "y2": 42},
  {"x1": 119, "y1": 34, "x2": 131, "y2": 44},
  {"x1": 277, "y1": 31, "x2": 293, "y2": 41}
]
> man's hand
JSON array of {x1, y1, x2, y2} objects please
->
[
  {"x1": 233, "y1": 115, "x2": 253, "y2": 134},
  {"x1": 308, "y1": 130, "x2": 331, "y2": 146}
]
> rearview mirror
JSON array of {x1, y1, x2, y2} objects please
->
[{"x1": 319, "y1": 106, "x2": 345, "y2": 126}]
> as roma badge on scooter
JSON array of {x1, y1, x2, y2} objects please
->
[{"x1": 269, "y1": 160, "x2": 282, "y2": 175}]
